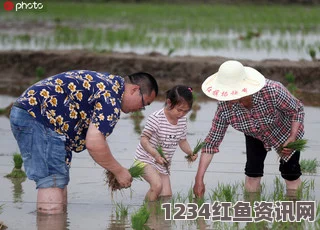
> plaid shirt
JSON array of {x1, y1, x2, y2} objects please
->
[{"x1": 203, "y1": 79, "x2": 304, "y2": 154}]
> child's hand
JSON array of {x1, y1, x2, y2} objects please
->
[
  {"x1": 155, "y1": 154, "x2": 167, "y2": 165},
  {"x1": 189, "y1": 153, "x2": 198, "y2": 162}
]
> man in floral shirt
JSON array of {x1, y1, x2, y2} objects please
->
[
  {"x1": 10, "y1": 70, "x2": 158, "y2": 214},
  {"x1": 193, "y1": 60, "x2": 304, "y2": 199}
]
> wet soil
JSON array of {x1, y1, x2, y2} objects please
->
[{"x1": 0, "y1": 50, "x2": 319, "y2": 106}]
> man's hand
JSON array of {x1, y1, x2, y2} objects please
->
[{"x1": 115, "y1": 167, "x2": 133, "y2": 188}]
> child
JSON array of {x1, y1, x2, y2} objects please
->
[{"x1": 134, "y1": 85, "x2": 197, "y2": 201}]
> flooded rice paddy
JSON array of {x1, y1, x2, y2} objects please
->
[{"x1": 0, "y1": 95, "x2": 319, "y2": 229}]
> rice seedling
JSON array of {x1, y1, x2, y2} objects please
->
[
  {"x1": 31, "y1": 66, "x2": 46, "y2": 84},
  {"x1": 285, "y1": 72, "x2": 298, "y2": 96},
  {"x1": 309, "y1": 47, "x2": 316, "y2": 61},
  {"x1": 285, "y1": 139, "x2": 308, "y2": 151},
  {"x1": 5, "y1": 153, "x2": 26, "y2": 178},
  {"x1": 300, "y1": 158, "x2": 318, "y2": 174},
  {"x1": 315, "y1": 201, "x2": 320, "y2": 229},
  {"x1": 185, "y1": 139, "x2": 205, "y2": 163},
  {"x1": 156, "y1": 145, "x2": 169, "y2": 174},
  {"x1": 105, "y1": 161, "x2": 146, "y2": 192},
  {"x1": 114, "y1": 202, "x2": 129, "y2": 219},
  {"x1": 131, "y1": 203, "x2": 150, "y2": 230},
  {"x1": 296, "y1": 179, "x2": 315, "y2": 201},
  {"x1": 209, "y1": 182, "x2": 239, "y2": 203}
]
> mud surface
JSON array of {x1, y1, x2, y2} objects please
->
[{"x1": 0, "y1": 50, "x2": 319, "y2": 106}]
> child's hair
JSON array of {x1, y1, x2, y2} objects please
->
[{"x1": 165, "y1": 85, "x2": 193, "y2": 110}]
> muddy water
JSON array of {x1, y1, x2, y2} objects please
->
[{"x1": 0, "y1": 96, "x2": 319, "y2": 229}]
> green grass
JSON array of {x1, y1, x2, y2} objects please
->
[{"x1": 300, "y1": 158, "x2": 318, "y2": 174}]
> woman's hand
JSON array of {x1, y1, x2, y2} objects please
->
[
  {"x1": 193, "y1": 177, "x2": 205, "y2": 198},
  {"x1": 281, "y1": 136, "x2": 296, "y2": 156}
]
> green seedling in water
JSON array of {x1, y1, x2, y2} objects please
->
[
  {"x1": 300, "y1": 158, "x2": 318, "y2": 174},
  {"x1": 114, "y1": 202, "x2": 128, "y2": 219},
  {"x1": 131, "y1": 203, "x2": 150, "y2": 230},
  {"x1": 285, "y1": 72, "x2": 297, "y2": 96},
  {"x1": 209, "y1": 182, "x2": 239, "y2": 203},
  {"x1": 309, "y1": 48, "x2": 316, "y2": 61},
  {"x1": 32, "y1": 66, "x2": 46, "y2": 84},
  {"x1": 5, "y1": 153, "x2": 26, "y2": 178}
]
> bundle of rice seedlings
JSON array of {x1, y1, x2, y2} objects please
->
[
  {"x1": 283, "y1": 139, "x2": 308, "y2": 151},
  {"x1": 185, "y1": 139, "x2": 206, "y2": 163},
  {"x1": 156, "y1": 145, "x2": 169, "y2": 174},
  {"x1": 131, "y1": 203, "x2": 150, "y2": 230},
  {"x1": 278, "y1": 139, "x2": 308, "y2": 161},
  {"x1": 105, "y1": 161, "x2": 146, "y2": 192},
  {"x1": 5, "y1": 153, "x2": 26, "y2": 178}
]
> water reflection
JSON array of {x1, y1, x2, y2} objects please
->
[
  {"x1": 7, "y1": 177, "x2": 26, "y2": 203},
  {"x1": 37, "y1": 212, "x2": 69, "y2": 230},
  {"x1": 107, "y1": 212, "x2": 128, "y2": 230},
  {"x1": 145, "y1": 201, "x2": 172, "y2": 230}
]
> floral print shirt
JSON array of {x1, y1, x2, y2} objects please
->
[
  {"x1": 15, "y1": 70, "x2": 124, "y2": 153},
  {"x1": 203, "y1": 79, "x2": 305, "y2": 154}
]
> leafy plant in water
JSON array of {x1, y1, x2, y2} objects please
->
[
  {"x1": 285, "y1": 72, "x2": 297, "y2": 96},
  {"x1": 309, "y1": 48, "x2": 316, "y2": 61},
  {"x1": 131, "y1": 203, "x2": 150, "y2": 230},
  {"x1": 32, "y1": 66, "x2": 45, "y2": 84},
  {"x1": 114, "y1": 202, "x2": 128, "y2": 219},
  {"x1": 300, "y1": 158, "x2": 318, "y2": 174},
  {"x1": 5, "y1": 153, "x2": 26, "y2": 178},
  {"x1": 167, "y1": 47, "x2": 175, "y2": 56},
  {"x1": 209, "y1": 182, "x2": 239, "y2": 203}
]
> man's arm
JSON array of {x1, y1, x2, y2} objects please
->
[{"x1": 86, "y1": 122, "x2": 132, "y2": 187}]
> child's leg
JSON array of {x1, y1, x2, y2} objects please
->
[
  {"x1": 143, "y1": 164, "x2": 163, "y2": 201},
  {"x1": 159, "y1": 174, "x2": 172, "y2": 198}
]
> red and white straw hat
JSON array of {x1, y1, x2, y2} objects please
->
[{"x1": 202, "y1": 60, "x2": 266, "y2": 101}]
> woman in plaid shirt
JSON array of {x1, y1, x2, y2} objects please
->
[{"x1": 193, "y1": 60, "x2": 304, "y2": 198}]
